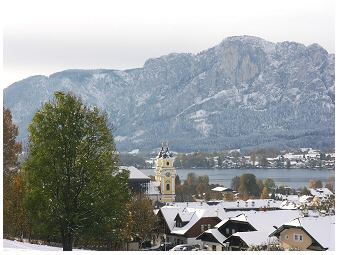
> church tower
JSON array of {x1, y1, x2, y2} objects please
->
[{"x1": 154, "y1": 143, "x2": 176, "y2": 203}]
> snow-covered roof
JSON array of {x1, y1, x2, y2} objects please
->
[
  {"x1": 220, "y1": 210, "x2": 302, "y2": 247},
  {"x1": 231, "y1": 231, "x2": 277, "y2": 247},
  {"x1": 310, "y1": 188, "x2": 333, "y2": 198},
  {"x1": 120, "y1": 166, "x2": 160, "y2": 195},
  {"x1": 203, "y1": 228, "x2": 228, "y2": 245},
  {"x1": 244, "y1": 210, "x2": 301, "y2": 234},
  {"x1": 220, "y1": 199, "x2": 282, "y2": 210},
  {"x1": 280, "y1": 200, "x2": 298, "y2": 210},
  {"x1": 270, "y1": 216, "x2": 335, "y2": 251},
  {"x1": 209, "y1": 213, "x2": 253, "y2": 234},
  {"x1": 171, "y1": 206, "x2": 227, "y2": 235},
  {"x1": 177, "y1": 208, "x2": 195, "y2": 222},
  {"x1": 211, "y1": 186, "x2": 229, "y2": 192},
  {"x1": 213, "y1": 218, "x2": 227, "y2": 229},
  {"x1": 120, "y1": 166, "x2": 150, "y2": 180},
  {"x1": 229, "y1": 213, "x2": 248, "y2": 222},
  {"x1": 199, "y1": 210, "x2": 301, "y2": 248},
  {"x1": 159, "y1": 206, "x2": 183, "y2": 230},
  {"x1": 160, "y1": 203, "x2": 229, "y2": 235}
]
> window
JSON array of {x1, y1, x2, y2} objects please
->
[
  {"x1": 226, "y1": 228, "x2": 230, "y2": 235},
  {"x1": 232, "y1": 229, "x2": 235, "y2": 234},
  {"x1": 294, "y1": 234, "x2": 303, "y2": 242},
  {"x1": 166, "y1": 183, "x2": 170, "y2": 191},
  {"x1": 201, "y1": 224, "x2": 210, "y2": 232},
  {"x1": 285, "y1": 235, "x2": 289, "y2": 240},
  {"x1": 212, "y1": 245, "x2": 216, "y2": 251}
]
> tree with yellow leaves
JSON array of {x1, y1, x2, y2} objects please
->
[
  {"x1": 309, "y1": 180, "x2": 315, "y2": 189},
  {"x1": 260, "y1": 187, "x2": 270, "y2": 199}
]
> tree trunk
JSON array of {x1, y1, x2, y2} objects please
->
[
  {"x1": 63, "y1": 233, "x2": 73, "y2": 251},
  {"x1": 61, "y1": 223, "x2": 73, "y2": 251}
]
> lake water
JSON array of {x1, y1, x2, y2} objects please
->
[{"x1": 141, "y1": 168, "x2": 335, "y2": 189}]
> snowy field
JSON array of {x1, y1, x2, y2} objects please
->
[{"x1": 3, "y1": 239, "x2": 87, "y2": 251}]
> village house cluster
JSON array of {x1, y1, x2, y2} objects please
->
[
  {"x1": 124, "y1": 145, "x2": 335, "y2": 251},
  {"x1": 219, "y1": 148, "x2": 335, "y2": 169},
  {"x1": 152, "y1": 188, "x2": 335, "y2": 251}
]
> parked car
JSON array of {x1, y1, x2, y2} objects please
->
[
  {"x1": 169, "y1": 244, "x2": 195, "y2": 251},
  {"x1": 146, "y1": 242, "x2": 176, "y2": 251}
]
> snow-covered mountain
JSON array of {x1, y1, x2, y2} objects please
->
[{"x1": 3, "y1": 36, "x2": 335, "y2": 152}]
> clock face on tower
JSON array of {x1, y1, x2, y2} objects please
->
[{"x1": 165, "y1": 172, "x2": 171, "y2": 178}]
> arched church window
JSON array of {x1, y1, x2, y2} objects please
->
[{"x1": 166, "y1": 181, "x2": 170, "y2": 191}]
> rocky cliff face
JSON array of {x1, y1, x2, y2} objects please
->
[{"x1": 4, "y1": 36, "x2": 335, "y2": 152}]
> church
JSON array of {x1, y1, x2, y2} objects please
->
[
  {"x1": 124, "y1": 143, "x2": 176, "y2": 204},
  {"x1": 154, "y1": 143, "x2": 176, "y2": 203}
]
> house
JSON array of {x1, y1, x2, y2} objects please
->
[
  {"x1": 121, "y1": 166, "x2": 160, "y2": 203},
  {"x1": 196, "y1": 213, "x2": 256, "y2": 251},
  {"x1": 196, "y1": 210, "x2": 301, "y2": 251},
  {"x1": 156, "y1": 202, "x2": 230, "y2": 245},
  {"x1": 309, "y1": 188, "x2": 333, "y2": 200},
  {"x1": 269, "y1": 216, "x2": 335, "y2": 251}
]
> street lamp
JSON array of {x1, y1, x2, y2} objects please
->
[
  {"x1": 225, "y1": 242, "x2": 230, "y2": 251},
  {"x1": 163, "y1": 234, "x2": 167, "y2": 251}
]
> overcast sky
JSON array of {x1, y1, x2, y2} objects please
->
[{"x1": 2, "y1": 0, "x2": 335, "y2": 90}]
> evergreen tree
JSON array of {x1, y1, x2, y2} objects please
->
[
  {"x1": 301, "y1": 187, "x2": 311, "y2": 195},
  {"x1": 23, "y1": 91, "x2": 130, "y2": 250},
  {"x1": 175, "y1": 175, "x2": 181, "y2": 185}
]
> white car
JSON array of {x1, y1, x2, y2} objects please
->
[{"x1": 170, "y1": 244, "x2": 195, "y2": 251}]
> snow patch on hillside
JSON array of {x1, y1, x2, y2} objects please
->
[
  {"x1": 194, "y1": 120, "x2": 213, "y2": 137},
  {"x1": 115, "y1": 135, "x2": 127, "y2": 141},
  {"x1": 136, "y1": 92, "x2": 151, "y2": 107}
]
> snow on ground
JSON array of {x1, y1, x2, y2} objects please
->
[{"x1": 3, "y1": 239, "x2": 87, "y2": 251}]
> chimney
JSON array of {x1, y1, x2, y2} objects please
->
[{"x1": 215, "y1": 209, "x2": 219, "y2": 217}]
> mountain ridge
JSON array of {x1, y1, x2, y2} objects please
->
[{"x1": 4, "y1": 36, "x2": 335, "y2": 153}]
